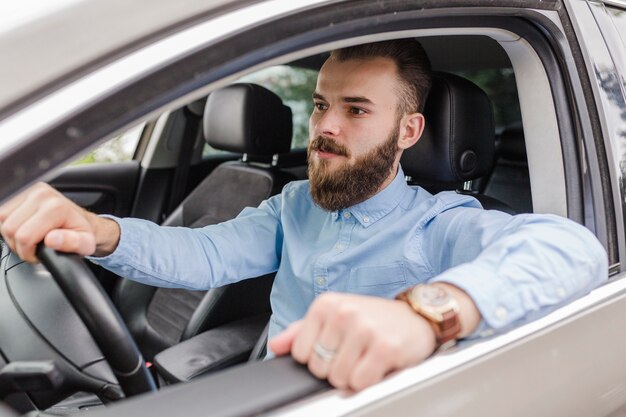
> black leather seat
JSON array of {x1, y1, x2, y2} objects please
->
[
  {"x1": 114, "y1": 83, "x2": 296, "y2": 360},
  {"x1": 483, "y1": 122, "x2": 532, "y2": 213},
  {"x1": 401, "y1": 72, "x2": 515, "y2": 214}
]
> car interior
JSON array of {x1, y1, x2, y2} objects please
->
[
  {"x1": 134, "y1": 38, "x2": 532, "y2": 375},
  {"x1": 0, "y1": 32, "x2": 556, "y2": 415}
]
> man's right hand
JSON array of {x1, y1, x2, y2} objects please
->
[{"x1": 0, "y1": 183, "x2": 120, "y2": 262}]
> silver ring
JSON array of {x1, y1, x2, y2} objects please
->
[{"x1": 313, "y1": 342, "x2": 336, "y2": 363}]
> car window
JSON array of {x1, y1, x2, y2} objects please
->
[
  {"x1": 71, "y1": 122, "x2": 145, "y2": 165},
  {"x1": 202, "y1": 65, "x2": 317, "y2": 157},
  {"x1": 455, "y1": 68, "x2": 521, "y2": 129},
  {"x1": 606, "y1": 5, "x2": 626, "y2": 97},
  {"x1": 607, "y1": 6, "x2": 626, "y2": 48}
]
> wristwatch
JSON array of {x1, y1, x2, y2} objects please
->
[{"x1": 396, "y1": 284, "x2": 461, "y2": 349}]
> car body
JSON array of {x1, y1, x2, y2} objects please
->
[{"x1": 0, "y1": 0, "x2": 626, "y2": 416}]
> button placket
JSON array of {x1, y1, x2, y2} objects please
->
[
  {"x1": 312, "y1": 267, "x2": 329, "y2": 295},
  {"x1": 334, "y1": 210, "x2": 354, "y2": 254},
  {"x1": 313, "y1": 211, "x2": 355, "y2": 295}
]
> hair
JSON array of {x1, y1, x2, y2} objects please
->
[{"x1": 330, "y1": 39, "x2": 432, "y2": 114}]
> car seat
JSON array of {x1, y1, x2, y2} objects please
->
[
  {"x1": 114, "y1": 83, "x2": 296, "y2": 360},
  {"x1": 483, "y1": 122, "x2": 532, "y2": 213},
  {"x1": 400, "y1": 72, "x2": 515, "y2": 214}
]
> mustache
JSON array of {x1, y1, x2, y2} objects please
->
[{"x1": 309, "y1": 136, "x2": 349, "y2": 157}]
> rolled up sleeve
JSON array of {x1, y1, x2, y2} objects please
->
[{"x1": 424, "y1": 209, "x2": 608, "y2": 334}]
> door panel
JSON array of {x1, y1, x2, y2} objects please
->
[{"x1": 50, "y1": 161, "x2": 141, "y2": 217}]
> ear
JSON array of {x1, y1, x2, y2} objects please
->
[{"x1": 397, "y1": 112, "x2": 425, "y2": 150}]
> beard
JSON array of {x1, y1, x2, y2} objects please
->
[{"x1": 307, "y1": 125, "x2": 400, "y2": 212}]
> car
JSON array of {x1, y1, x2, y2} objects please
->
[{"x1": 0, "y1": 0, "x2": 625, "y2": 416}]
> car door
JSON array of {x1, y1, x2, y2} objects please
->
[
  {"x1": 48, "y1": 124, "x2": 145, "y2": 218},
  {"x1": 48, "y1": 114, "x2": 240, "y2": 223},
  {"x1": 1, "y1": 0, "x2": 624, "y2": 416}
]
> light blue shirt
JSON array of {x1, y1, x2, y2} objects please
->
[{"x1": 92, "y1": 167, "x2": 607, "y2": 342}]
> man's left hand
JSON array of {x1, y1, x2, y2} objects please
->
[{"x1": 269, "y1": 293, "x2": 438, "y2": 391}]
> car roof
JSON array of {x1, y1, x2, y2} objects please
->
[
  {"x1": 0, "y1": 0, "x2": 249, "y2": 113},
  {"x1": 1, "y1": 0, "x2": 549, "y2": 117}
]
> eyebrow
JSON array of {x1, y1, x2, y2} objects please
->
[{"x1": 313, "y1": 92, "x2": 374, "y2": 105}]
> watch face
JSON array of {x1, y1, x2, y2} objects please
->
[
  {"x1": 404, "y1": 285, "x2": 461, "y2": 345},
  {"x1": 414, "y1": 285, "x2": 450, "y2": 307}
]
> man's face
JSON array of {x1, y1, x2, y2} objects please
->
[{"x1": 307, "y1": 56, "x2": 405, "y2": 211}]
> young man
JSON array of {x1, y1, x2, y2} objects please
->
[{"x1": 0, "y1": 40, "x2": 607, "y2": 391}]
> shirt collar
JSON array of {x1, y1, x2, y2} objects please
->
[{"x1": 335, "y1": 166, "x2": 410, "y2": 228}]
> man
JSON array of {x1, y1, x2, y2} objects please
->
[{"x1": 0, "y1": 40, "x2": 607, "y2": 392}]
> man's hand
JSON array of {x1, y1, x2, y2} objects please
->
[
  {"x1": 0, "y1": 183, "x2": 120, "y2": 262},
  {"x1": 269, "y1": 293, "x2": 438, "y2": 391}
]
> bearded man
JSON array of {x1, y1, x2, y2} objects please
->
[{"x1": 0, "y1": 39, "x2": 607, "y2": 391}]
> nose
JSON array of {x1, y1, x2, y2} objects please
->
[{"x1": 311, "y1": 107, "x2": 341, "y2": 137}]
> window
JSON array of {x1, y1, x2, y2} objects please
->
[
  {"x1": 456, "y1": 68, "x2": 521, "y2": 130},
  {"x1": 606, "y1": 6, "x2": 626, "y2": 102},
  {"x1": 607, "y1": 6, "x2": 626, "y2": 47},
  {"x1": 72, "y1": 123, "x2": 145, "y2": 165}
]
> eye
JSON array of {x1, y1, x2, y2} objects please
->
[
  {"x1": 314, "y1": 102, "x2": 328, "y2": 111},
  {"x1": 349, "y1": 107, "x2": 367, "y2": 115}
]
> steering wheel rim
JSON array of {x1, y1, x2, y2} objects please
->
[{"x1": 36, "y1": 244, "x2": 156, "y2": 397}]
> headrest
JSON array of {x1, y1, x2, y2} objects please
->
[
  {"x1": 204, "y1": 83, "x2": 293, "y2": 155},
  {"x1": 401, "y1": 72, "x2": 495, "y2": 183},
  {"x1": 497, "y1": 122, "x2": 527, "y2": 161}
]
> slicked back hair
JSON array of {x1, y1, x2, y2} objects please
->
[{"x1": 330, "y1": 39, "x2": 432, "y2": 115}]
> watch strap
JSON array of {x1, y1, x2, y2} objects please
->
[
  {"x1": 438, "y1": 309, "x2": 461, "y2": 346},
  {"x1": 396, "y1": 286, "x2": 461, "y2": 348}
]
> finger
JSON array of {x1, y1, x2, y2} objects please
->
[
  {"x1": 12, "y1": 203, "x2": 66, "y2": 262},
  {"x1": 326, "y1": 321, "x2": 370, "y2": 389},
  {"x1": 268, "y1": 320, "x2": 303, "y2": 356},
  {"x1": 348, "y1": 341, "x2": 393, "y2": 391},
  {"x1": 307, "y1": 310, "x2": 344, "y2": 379},
  {"x1": 291, "y1": 313, "x2": 322, "y2": 364},
  {"x1": 0, "y1": 189, "x2": 45, "y2": 252},
  {"x1": 13, "y1": 200, "x2": 92, "y2": 262},
  {"x1": 291, "y1": 297, "x2": 330, "y2": 364},
  {"x1": 2, "y1": 194, "x2": 37, "y2": 244},
  {"x1": 44, "y1": 229, "x2": 96, "y2": 256},
  {"x1": 0, "y1": 226, "x2": 15, "y2": 257},
  {"x1": 0, "y1": 184, "x2": 38, "y2": 222}
]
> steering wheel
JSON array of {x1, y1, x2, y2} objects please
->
[{"x1": 36, "y1": 244, "x2": 156, "y2": 397}]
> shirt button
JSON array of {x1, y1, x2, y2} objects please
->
[
  {"x1": 362, "y1": 216, "x2": 370, "y2": 223},
  {"x1": 315, "y1": 276, "x2": 326, "y2": 286},
  {"x1": 480, "y1": 329, "x2": 494, "y2": 337},
  {"x1": 336, "y1": 243, "x2": 345, "y2": 251},
  {"x1": 495, "y1": 307, "x2": 507, "y2": 320},
  {"x1": 343, "y1": 212, "x2": 351, "y2": 219},
  {"x1": 556, "y1": 287, "x2": 566, "y2": 297}
]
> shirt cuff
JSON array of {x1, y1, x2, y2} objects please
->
[
  {"x1": 85, "y1": 214, "x2": 125, "y2": 264},
  {"x1": 428, "y1": 262, "x2": 526, "y2": 338}
]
